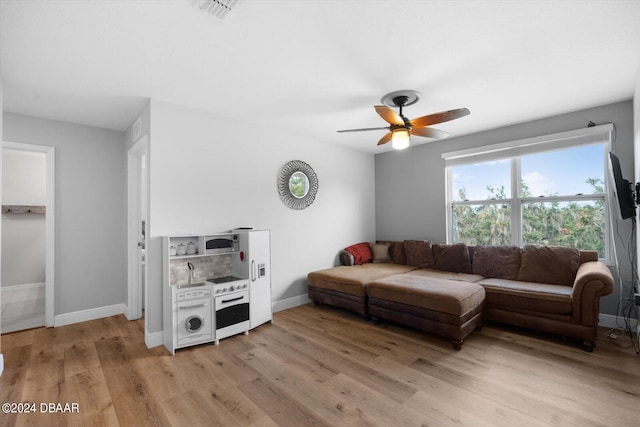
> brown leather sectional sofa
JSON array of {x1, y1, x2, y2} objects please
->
[{"x1": 307, "y1": 241, "x2": 614, "y2": 351}]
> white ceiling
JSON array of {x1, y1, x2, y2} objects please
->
[{"x1": 2, "y1": 0, "x2": 639, "y2": 153}]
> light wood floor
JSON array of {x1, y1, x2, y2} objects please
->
[{"x1": 1, "y1": 303, "x2": 639, "y2": 426}]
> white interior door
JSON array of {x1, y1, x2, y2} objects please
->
[{"x1": 127, "y1": 136, "x2": 148, "y2": 321}]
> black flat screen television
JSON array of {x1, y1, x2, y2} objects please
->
[{"x1": 608, "y1": 152, "x2": 636, "y2": 220}]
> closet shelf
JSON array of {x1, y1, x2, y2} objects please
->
[{"x1": 2, "y1": 205, "x2": 46, "y2": 214}]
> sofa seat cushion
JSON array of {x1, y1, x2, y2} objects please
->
[
  {"x1": 478, "y1": 278, "x2": 573, "y2": 314},
  {"x1": 366, "y1": 274, "x2": 485, "y2": 317},
  {"x1": 406, "y1": 268, "x2": 484, "y2": 283},
  {"x1": 307, "y1": 264, "x2": 417, "y2": 297}
]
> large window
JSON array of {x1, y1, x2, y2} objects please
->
[{"x1": 444, "y1": 125, "x2": 612, "y2": 260}]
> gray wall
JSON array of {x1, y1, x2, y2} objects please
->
[
  {"x1": 375, "y1": 100, "x2": 634, "y2": 315},
  {"x1": 3, "y1": 113, "x2": 127, "y2": 315}
]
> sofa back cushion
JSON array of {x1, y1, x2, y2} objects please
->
[
  {"x1": 517, "y1": 244, "x2": 580, "y2": 286},
  {"x1": 472, "y1": 245, "x2": 521, "y2": 280},
  {"x1": 377, "y1": 240, "x2": 407, "y2": 264},
  {"x1": 580, "y1": 250, "x2": 598, "y2": 264},
  {"x1": 403, "y1": 240, "x2": 435, "y2": 268},
  {"x1": 371, "y1": 242, "x2": 392, "y2": 263},
  {"x1": 344, "y1": 242, "x2": 372, "y2": 265},
  {"x1": 432, "y1": 243, "x2": 472, "y2": 273},
  {"x1": 391, "y1": 241, "x2": 407, "y2": 264}
]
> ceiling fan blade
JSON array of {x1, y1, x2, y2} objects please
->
[
  {"x1": 411, "y1": 127, "x2": 449, "y2": 139},
  {"x1": 410, "y1": 108, "x2": 470, "y2": 128},
  {"x1": 377, "y1": 131, "x2": 393, "y2": 146},
  {"x1": 374, "y1": 105, "x2": 405, "y2": 126},
  {"x1": 337, "y1": 126, "x2": 390, "y2": 133}
]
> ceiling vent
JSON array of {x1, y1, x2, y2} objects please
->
[{"x1": 191, "y1": 0, "x2": 242, "y2": 19}]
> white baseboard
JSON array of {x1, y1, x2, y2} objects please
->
[
  {"x1": 1, "y1": 282, "x2": 45, "y2": 292},
  {"x1": 145, "y1": 329, "x2": 164, "y2": 348},
  {"x1": 54, "y1": 303, "x2": 126, "y2": 327},
  {"x1": 45, "y1": 296, "x2": 309, "y2": 350},
  {"x1": 52, "y1": 301, "x2": 163, "y2": 349},
  {"x1": 0, "y1": 353, "x2": 4, "y2": 377},
  {"x1": 272, "y1": 294, "x2": 311, "y2": 313},
  {"x1": 598, "y1": 313, "x2": 638, "y2": 330}
]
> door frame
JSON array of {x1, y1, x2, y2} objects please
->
[
  {"x1": 126, "y1": 135, "x2": 149, "y2": 320},
  {"x1": 2, "y1": 141, "x2": 55, "y2": 327}
]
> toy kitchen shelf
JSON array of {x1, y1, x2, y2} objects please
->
[{"x1": 167, "y1": 234, "x2": 240, "y2": 259}]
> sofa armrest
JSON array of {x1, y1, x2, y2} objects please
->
[
  {"x1": 571, "y1": 261, "x2": 614, "y2": 325},
  {"x1": 339, "y1": 250, "x2": 355, "y2": 266}
]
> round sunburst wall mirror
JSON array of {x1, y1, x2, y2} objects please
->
[{"x1": 277, "y1": 160, "x2": 319, "y2": 210}]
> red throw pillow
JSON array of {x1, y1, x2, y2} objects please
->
[{"x1": 345, "y1": 242, "x2": 372, "y2": 265}]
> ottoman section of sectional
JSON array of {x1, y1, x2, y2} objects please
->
[
  {"x1": 366, "y1": 274, "x2": 486, "y2": 349},
  {"x1": 308, "y1": 263, "x2": 418, "y2": 316}
]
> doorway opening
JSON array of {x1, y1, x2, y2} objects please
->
[
  {"x1": 1, "y1": 142, "x2": 55, "y2": 333},
  {"x1": 127, "y1": 136, "x2": 149, "y2": 330}
]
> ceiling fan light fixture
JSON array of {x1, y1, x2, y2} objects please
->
[
  {"x1": 191, "y1": 0, "x2": 241, "y2": 19},
  {"x1": 337, "y1": 89, "x2": 469, "y2": 150},
  {"x1": 391, "y1": 128, "x2": 410, "y2": 150},
  {"x1": 381, "y1": 90, "x2": 421, "y2": 108}
]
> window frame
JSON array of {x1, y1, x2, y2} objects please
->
[{"x1": 443, "y1": 124, "x2": 613, "y2": 262}]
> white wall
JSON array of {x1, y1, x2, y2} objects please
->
[
  {"x1": 1, "y1": 149, "x2": 46, "y2": 286},
  {"x1": 375, "y1": 100, "x2": 634, "y2": 316},
  {"x1": 2, "y1": 113, "x2": 127, "y2": 316},
  {"x1": 2, "y1": 149, "x2": 46, "y2": 204},
  {"x1": 143, "y1": 99, "x2": 375, "y2": 334}
]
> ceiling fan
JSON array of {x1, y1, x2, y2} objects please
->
[{"x1": 337, "y1": 90, "x2": 470, "y2": 150}]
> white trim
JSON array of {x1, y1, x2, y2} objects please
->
[
  {"x1": 145, "y1": 329, "x2": 164, "y2": 348},
  {"x1": 444, "y1": 167, "x2": 453, "y2": 243},
  {"x1": 0, "y1": 353, "x2": 4, "y2": 377},
  {"x1": 126, "y1": 135, "x2": 149, "y2": 321},
  {"x1": 272, "y1": 294, "x2": 311, "y2": 313},
  {"x1": 2, "y1": 141, "x2": 55, "y2": 327},
  {"x1": 442, "y1": 124, "x2": 613, "y2": 166},
  {"x1": 1, "y1": 282, "x2": 45, "y2": 292},
  {"x1": 511, "y1": 157, "x2": 522, "y2": 245},
  {"x1": 443, "y1": 130, "x2": 612, "y2": 262},
  {"x1": 54, "y1": 303, "x2": 125, "y2": 327}
]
